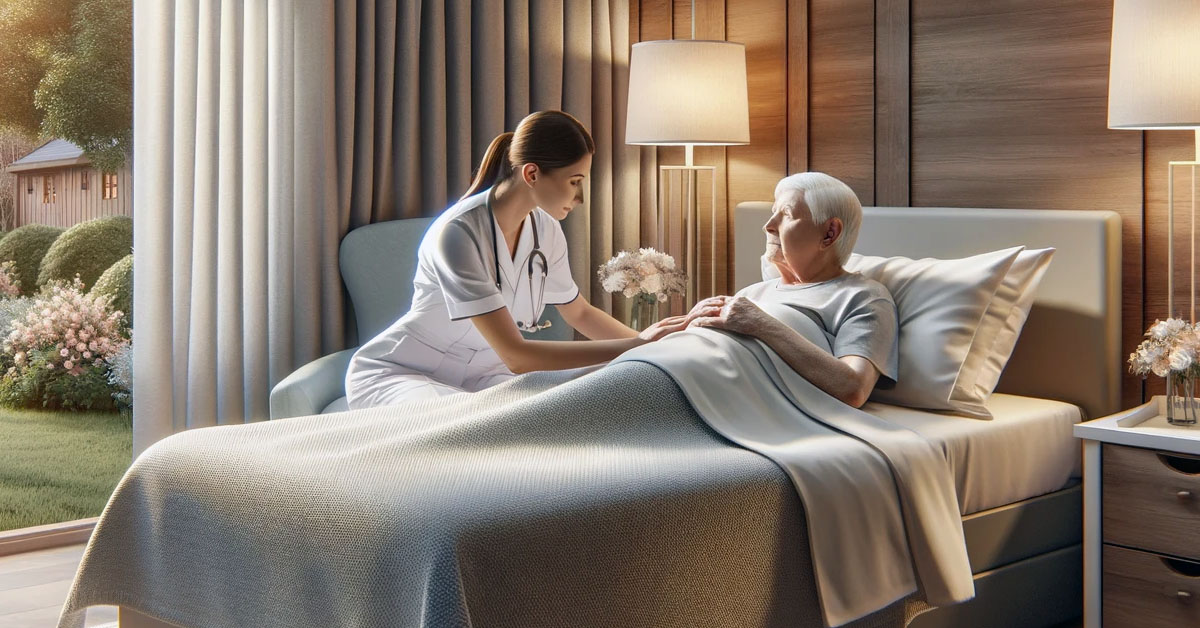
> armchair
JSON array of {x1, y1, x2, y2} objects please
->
[{"x1": 269, "y1": 217, "x2": 573, "y2": 419}]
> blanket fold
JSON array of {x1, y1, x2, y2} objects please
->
[{"x1": 613, "y1": 317, "x2": 973, "y2": 626}]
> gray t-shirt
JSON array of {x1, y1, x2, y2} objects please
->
[{"x1": 735, "y1": 272, "x2": 900, "y2": 387}]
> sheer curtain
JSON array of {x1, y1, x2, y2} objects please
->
[{"x1": 133, "y1": 0, "x2": 639, "y2": 455}]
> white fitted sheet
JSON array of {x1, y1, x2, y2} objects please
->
[{"x1": 862, "y1": 393, "x2": 1083, "y2": 515}]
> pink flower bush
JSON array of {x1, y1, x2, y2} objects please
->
[
  {"x1": 4, "y1": 277, "x2": 126, "y2": 378},
  {"x1": 0, "y1": 261, "x2": 20, "y2": 298}
]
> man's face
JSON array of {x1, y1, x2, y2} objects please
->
[{"x1": 764, "y1": 188, "x2": 827, "y2": 274}]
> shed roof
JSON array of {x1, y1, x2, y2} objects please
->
[{"x1": 6, "y1": 139, "x2": 90, "y2": 173}]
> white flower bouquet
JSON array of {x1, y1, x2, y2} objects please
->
[
  {"x1": 1128, "y1": 318, "x2": 1200, "y2": 378},
  {"x1": 597, "y1": 248, "x2": 687, "y2": 330},
  {"x1": 1129, "y1": 317, "x2": 1200, "y2": 424},
  {"x1": 597, "y1": 248, "x2": 687, "y2": 301}
]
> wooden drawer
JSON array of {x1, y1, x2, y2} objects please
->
[
  {"x1": 1103, "y1": 544, "x2": 1200, "y2": 627},
  {"x1": 1102, "y1": 443, "x2": 1200, "y2": 560}
]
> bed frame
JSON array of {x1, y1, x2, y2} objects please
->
[
  {"x1": 734, "y1": 202, "x2": 1122, "y2": 627},
  {"x1": 115, "y1": 204, "x2": 1119, "y2": 628}
]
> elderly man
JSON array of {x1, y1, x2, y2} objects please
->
[{"x1": 686, "y1": 172, "x2": 898, "y2": 408}]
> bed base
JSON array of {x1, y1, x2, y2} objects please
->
[{"x1": 113, "y1": 483, "x2": 1082, "y2": 627}]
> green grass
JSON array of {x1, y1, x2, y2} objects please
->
[{"x1": 0, "y1": 408, "x2": 132, "y2": 531}]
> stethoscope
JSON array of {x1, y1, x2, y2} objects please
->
[{"x1": 487, "y1": 192, "x2": 552, "y2": 333}]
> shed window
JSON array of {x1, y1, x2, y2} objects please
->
[
  {"x1": 43, "y1": 176, "x2": 56, "y2": 204},
  {"x1": 102, "y1": 173, "x2": 118, "y2": 200}
]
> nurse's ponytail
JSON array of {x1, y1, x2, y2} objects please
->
[
  {"x1": 461, "y1": 110, "x2": 595, "y2": 201},
  {"x1": 462, "y1": 132, "x2": 515, "y2": 201}
]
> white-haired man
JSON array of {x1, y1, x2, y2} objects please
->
[{"x1": 687, "y1": 172, "x2": 898, "y2": 408}]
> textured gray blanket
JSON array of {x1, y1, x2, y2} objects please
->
[{"x1": 59, "y1": 361, "x2": 933, "y2": 628}]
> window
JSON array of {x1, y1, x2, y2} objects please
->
[
  {"x1": 102, "y1": 172, "x2": 118, "y2": 200},
  {"x1": 26, "y1": 178, "x2": 33, "y2": 194},
  {"x1": 43, "y1": 176, "x2": 56, "y2": 204},
  {"x1": 81, "y1": 171, "x2": 89, "y2": 191}
]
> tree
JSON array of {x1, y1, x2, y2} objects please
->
[
  {"x1": 0, "y1": 131, "x2": 35, "y2": 230},
  {"x1": 0, "y1": 0, "x2": 131, "y2": 172}
]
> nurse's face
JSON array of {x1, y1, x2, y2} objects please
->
[{"x1": 524, "y1": 153, "x2": 592, "y2": 221}]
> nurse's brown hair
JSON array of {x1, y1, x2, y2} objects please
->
[{"x1": 461, "y1": 110, "x2": 595, "y2": 201}]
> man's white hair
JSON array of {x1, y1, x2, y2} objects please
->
[{"x1": 773, "y1": 172, "x2": 862, "y2": 266}]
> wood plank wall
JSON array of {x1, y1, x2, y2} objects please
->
[
  {"x1": 13, "y1": 164, "x2": 133, "y2": 230},
  {"x1": 633, "y1": 0, "x2": 1190, "y2": 406}
]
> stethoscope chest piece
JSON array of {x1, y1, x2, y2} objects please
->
[{"x1": 488, "y1": 194, "x2": 552, "y2": 333}]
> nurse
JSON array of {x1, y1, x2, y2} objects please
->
[{"x1": 346, "y1": 110, "x2": 686, "y2": 408}]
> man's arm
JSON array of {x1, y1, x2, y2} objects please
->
[
  {"x1": 690, "y1": 296, "x2": 881, "y2": 407},
  {"x1": 755, "y1": 320, "x2": 881, "y2": 407}
]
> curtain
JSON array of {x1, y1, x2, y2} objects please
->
[{"x1": 132, "y1": 0, "x2": 638, "y2": 456}]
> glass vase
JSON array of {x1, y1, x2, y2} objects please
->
[
  {"x1": 628, "y1": 293, "x2": 659, "y2": 332},
  {"x1": 1167, "y1": 373, "x2": 1199, "y2": 426}
]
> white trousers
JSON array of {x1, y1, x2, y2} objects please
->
[{"x1": 345, "y1": 336, "x2": 516, "y2": 410}]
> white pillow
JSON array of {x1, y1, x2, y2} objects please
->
[
  {"x1": 845, "y1": 247, "x2": 1023, "y2": 419},
  {"x1": 969, "y1": 247, "x2": 1054, "y2": 400}
]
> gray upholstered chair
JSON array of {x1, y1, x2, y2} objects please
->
[{"x1": 269, "y1": 217, "x2": 573, "y2": 419}]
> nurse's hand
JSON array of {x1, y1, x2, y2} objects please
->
[{"x1": 637, "y1": 315, "x2": 689, "y2": 342}]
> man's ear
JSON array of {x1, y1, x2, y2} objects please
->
[{"x1": 823, "y1": 218, "x2": 843, "y2": 247}]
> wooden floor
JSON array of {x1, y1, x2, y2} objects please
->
[
  {"x1": 0, "y1": 543, "x2": 116, "y2": 627},
  {"x1": 0, "y1": 542, "x2": 1085, "y2": 628}
]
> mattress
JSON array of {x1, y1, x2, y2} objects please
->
[{"x1": 862, "y1": 393, "x2": 1083, "y2": 515}]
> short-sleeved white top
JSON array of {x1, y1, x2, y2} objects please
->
[{"x1": 353, "y1": 187, "x2": 580, "y2": 370}]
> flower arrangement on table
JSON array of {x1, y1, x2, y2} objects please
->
[
  {"x1": 1128, "y1": 317, "x2": 1200, "y2": 425},
  {"x1": 597, "y1": 248, "x2": 687, "y2": 331}
]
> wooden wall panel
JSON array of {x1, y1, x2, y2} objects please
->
[
  {"x1": 807, "y1": 0, "x2": 874, "y2": 204},
  {"x1": 874, "y1": 0, "x2": 908, "y2": 206},
  {"x1": 786, "y1": 0, "x2": 808, "y2": 174},
  {"x1": 910, "y1": 0, "x2": 1144, "y2": 408}
]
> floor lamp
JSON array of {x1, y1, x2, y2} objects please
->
[
  {"x1": 1108, "y1": 0, "x2": 1200, "y2": 420},
  {"x1": 625, "y1": 39, "x2": 750, "y2": 311}
]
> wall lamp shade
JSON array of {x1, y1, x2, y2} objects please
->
[
  {"x1": 625, "y1": 40, "x2": 750, "y2": 145},
  {"x1": 1108, "y1": 0, "x2": 1200, "y2": 129}
]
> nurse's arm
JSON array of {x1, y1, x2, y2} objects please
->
[
  {"x1": 554, "y1": 295, "x2": 639, "y2": 340},
  {"x1": 470, "y1": 307, "x2": 651, "y2": 374}
]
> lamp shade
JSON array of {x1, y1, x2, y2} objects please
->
[
  {"x1": 1108, "y1": 0, "x2": 1200, "y2": 129},
  {"x1": 625, "y1": 40, "x2": 750, "y2": 145}
]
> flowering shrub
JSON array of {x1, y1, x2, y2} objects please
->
[
  {"x1": 0, "y1": 277, "x2": 127, "y2": 410},
  {"x1": 1128, "y1": 318, "x2": 1200, "y2": 378},
  {"x1": 0, "y1": 261, "x2": 20, "y2": 297},
  {"x1": 597, "y1": 248, "x2": 687, "y2": 300}
]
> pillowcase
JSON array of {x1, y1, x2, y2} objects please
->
[
  {"x1": 968, "y1": 247, "x2": 1055, "y2": 400},
  {"x1": 845, "y1": 246, "x2": 1023, "y2": 419}
]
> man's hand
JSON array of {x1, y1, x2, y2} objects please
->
[
  {"x1": 684, "y1": 296, "x2": 729, "y2": 324},
  {"x1": 637, "y1": 315, "x2": 690, "y2": 342},
  {"x1": 689, "y1": 296, "x2": 772, "y2": 337}
]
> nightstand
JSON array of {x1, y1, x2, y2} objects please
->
[{"x1": 1073, "y1": 397, "x2": 1200, "y2": 628}]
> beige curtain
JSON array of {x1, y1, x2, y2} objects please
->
[
  {"x1": 335, "y1": 0, "x2": 641, "y2": 310},
  {"x1": 133, "y1": 0, "x2": 639, "y2": 455}
]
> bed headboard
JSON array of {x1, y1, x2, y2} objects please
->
[{"x1": 732, "y1": 202, "x2": 1122, "y2": 420}]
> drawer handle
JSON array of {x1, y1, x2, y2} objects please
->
[
  {"x1": 1178, "y1": 490, "x2": 1194, "y2": 500},
  {"x1": 1156, "y1": 452, "x2": 1200, "y2": 475},
  {"x1": 1179, "y1": 590, "x2": 1193, "y2": 601},
  {"x1": 1161, "y1": 556, "x2": 1200, "y2": 577}
]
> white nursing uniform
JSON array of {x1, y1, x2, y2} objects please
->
[{"x1": 345, "y1": 188, "x2": 580, "y2": 409}]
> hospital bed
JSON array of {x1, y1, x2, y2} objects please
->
[{"x1": 90, "y1": 203, "x2": 1118, "y2": 628}]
